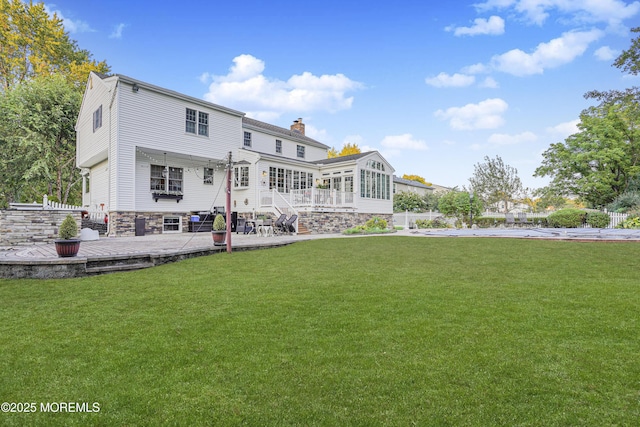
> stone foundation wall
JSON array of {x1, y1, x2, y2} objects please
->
[
  {"x1": 110, "y1": 211, "x2": 191, "y2": 236},
  {"x1": 0, "y1": 210, "x2": 81, "y2": 246},
  {"x1": 299, "y1": 212, "x2": 394, "y2": 234}
]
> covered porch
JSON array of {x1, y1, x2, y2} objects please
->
[{"x1": 259, "y1": 188, "x2": 355, "y2": 213}]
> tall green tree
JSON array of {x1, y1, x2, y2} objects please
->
[
  {"x1": 0, "y1": 75, "x2": 82, "y2": 206},
  {"x1": 437, "y1": 189, "x2": 482, "y2": 224},
  {"x1": 535, "y1": 92, "x2": 640, "y2": 207},
  {"x1": 393, "y1": 191, "x2": 427, "y2": 212},
  {"x1": 0, "y1": 0, "x2": 109, "y2": 91},
  {"x1": 535, "y1": 28, "x2": 640, "y2": 208},
  {"x1": 468, "y1": 155, "x2": 523, "y2": 213}
]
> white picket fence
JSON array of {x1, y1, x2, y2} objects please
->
[
  {"x1": 9, "y1": 195, "x2": 107, "y2": 221},
  {"x1": 393, "y1": 210, "x2": 629, "y2": 229}
]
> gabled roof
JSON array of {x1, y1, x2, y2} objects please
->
[
  {"x1": 313, "y1": 152, "x2": 371, "y2": 165},
  {"x1": 242, "y1": 117, "x2": 329, "y2": 149},
  {"x1": 393, "y1": 176, "x2": 433, "y2": 189},
  {"x1": 96, "y1": 73, "x2": 245, "y2": 117}
]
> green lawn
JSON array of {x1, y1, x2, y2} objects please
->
[{"x1": 0, "y1": 236, "x2": 639, "y2": 426}]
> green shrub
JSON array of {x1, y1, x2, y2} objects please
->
[
  {"x1": 617, "y1": 211, "x2": 640, "y2": 229},
  {"x1": 415, "y1": 218, "x2": 449, "y2": 229},
  {"x1": 58, "y1": 214, "x2": 78, "y2": 240},
  {"x1": 531, "y1": 217, "x2": 547, "y2": 227},
  {"x1": 546, "y1": 209, "x2": 586, "y2": 228},
  {"x1": 213, "y1": 214, "x2": 226, "y2": 231},
  {"x1": 586, "y1": 212, "x2": 610, "y2": 229},
  {"x1": 365, "y1": 216, "x2": 387, "y2": 230},
  {"x1": 474, "y1": 217, "x2": 501, "y2": 228},
  {"x1": 607, "y1": 191, "x2": 640, "y2": 213}
]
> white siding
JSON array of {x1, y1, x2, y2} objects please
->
[
  {"x1": 247, "y1": 131, "x2": 326, "y2": 162},
  {"x1": 353, "y1": 153, "x2": 395, "y2": 214},
  {"x1": 113, "y1": 80, "x2": 243, "y2": 211},
  {"x1": 134, "y1": 154, "x2": 227, "y2": 213},
  {"x1": 76, "y1": 74, "x2": 113, "y2": 168},
  {"x1": 88, "y1": 160, "x2": 109, "y2": 208}
]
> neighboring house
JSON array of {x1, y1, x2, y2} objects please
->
[
  {"x1": 76, "y1": 72, "x2": 395, "y2": 236},
  {"x1": 393, "y1": 176, "x2": 434, "y2": 197}
]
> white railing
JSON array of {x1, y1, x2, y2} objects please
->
[
  {"x1": 288, "y1": 188, "x2": 355, "y2": 209},
  {"x1": 260, "y1": 190, "x2": 296, "y2": 217},
  {"x1": 9, "y1": 195, "x2": 107, "y2": 221}
]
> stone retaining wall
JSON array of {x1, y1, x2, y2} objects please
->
[
  {"x1": 0, "y1": 210, "x2": 81, "y2": 246},
  {"x1": 299, "y1": 212, "x2": 394, "y2": 234},
  {"x1": 110, "y1": 211, "x2": 191, "y2": 236}
]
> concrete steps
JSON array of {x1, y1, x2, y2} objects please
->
[{"x1": 85, "y1": 255, "x2": 154, "y2": 275}]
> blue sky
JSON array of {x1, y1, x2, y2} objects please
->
[{"x1": 47, "y1": 0, "x2": 639, "y2": 191}]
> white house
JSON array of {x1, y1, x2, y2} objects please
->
[{"x1": 76, "y1": 72, "x2": 395, "y2": 236}]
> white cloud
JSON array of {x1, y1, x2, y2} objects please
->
[
  {"x1": 479, "y1": 77, "x2": 499, "y2": 88},
  {"x1": 425, "y1": 72, "x2": 475, "y2": 88},
  {"x1": 490, "y1": 29, "x2": 604, "y2": 76},
  {"x1": 203, "y1": 54, "x2": 363, "y2": 118},
  {"x1": 462, "y1": 63, "x2": 490, "y2": 74},
  {"x1": 109, "y1": 23, "x2": 126, "y2": 39},
  {"x1": 435, "y1": 98, "x2": 508, "y2": 130},
  {"x1": 447, "y1": 15, "x2": 505, "y2": 36},
  {"x1": 547, "y1": 119, "x2": 580, "y2": 138},
  {"x1": 474, "y1": 0, "x2": 640, "y2": 28},
  {"x1": 487, "y1": 131, "x2": 537, "y2": 145},
  {"x1": 44, "y1": 5, "x2": 93, "y2": 33},
  {"x1": 594, "y1": 46, "x2": 618, "y2": 61},
  {"x1": 380, "y1": 134, "x2": 428, "y2": 151}
]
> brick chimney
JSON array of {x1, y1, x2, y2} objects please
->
[{"x1": 290, "y1": 118, "x2": 305, "y2": 135}]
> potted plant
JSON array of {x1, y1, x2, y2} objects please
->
[
  {"x1": 211, "y1": 214, "x2": 226, "y2": 246},
  {"x1": 54, "y1": 214, "x2": 81, "y2": 257}
]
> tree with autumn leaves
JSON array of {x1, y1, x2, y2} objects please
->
[{"x1": 0, "y1": 0, "x2": 109, "y2": 207}]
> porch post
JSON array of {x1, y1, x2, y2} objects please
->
[{"x1": 226, "y1": 151, "x2": 232, "y2": 254}]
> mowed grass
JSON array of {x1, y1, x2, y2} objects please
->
[{"x1": 0, "y1": 236, "x2": 639, "y2": 426}]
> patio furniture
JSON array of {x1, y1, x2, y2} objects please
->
[
  {"x1": 273, "y1": 214, "x2": 287, "y2": 235},
  {"x1": 517, "y1": 212, "x2": 532, "y2": 227},
  {"x1": 505, "y1": 213, "x2": 516, "y2": 228},
  {"x1": 283, "y1": 214, "x2": 298, "y2": 234}
]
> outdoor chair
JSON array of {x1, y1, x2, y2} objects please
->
[
  {"x1": 505, "y1": 213, "x2": 516, "y2": 228},
  {"x1": 283, "y1": 214, "x2": 298, "y2": 234},
  {"x1": 517, "y1": 212, "x2": 533, "y2": 227},
  {"x1": 273, "y1": 214, "x2": 287, "y2": 235},
  {"x1": 236, "y1": 217, "x2": 246, "y2": 234}
]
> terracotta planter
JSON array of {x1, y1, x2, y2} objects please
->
[
  {"x1": 54, "y1": 239, "x2": 81, "y2": 257},
  {"x1": 211, "y1": 231, "x2": 226, "y2": 246}
]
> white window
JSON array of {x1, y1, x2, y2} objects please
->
[
  {"x1": 345, "y1": 176, "x2": 353, "y2": 193},
  {"x1": 186, "y1": 108, "x2": 208, "y2": 136},
  {"x1": 269, "y1": 167, "x2": 313, "y2": 193},
  {"x1": 93, "y1": 105, "x2": 102, "y2": 132},
  {"x1": 297, "y1": 145, "x2": 305, "y2": 159},
  {"x1": 163, "y1": 216, "x2": 181, "y2": 233},
  {"x1": 360, "y1": 162, "x2": 390, "y2": 200},
  {"x1": 203, "y1": 167, "x2": 214, "y2": 185},
  {"x1": 198, "y1": 111, "x2": 208, "y2": 136},
  {"x1": 234, "y1": 166, "x2": 249, "y2": 188},
  {"x1": 276, "y1": 139, "x2": 282, "y2": 154},
  {"x1": 186, "y1": 108, "x2": 196, "y2": 133},
  {"x1": 151, "y1": 165, "x2": 183, "y2": 194},
  {"x1": 244, "y1": 132, "x2": 252, "y2": 147}
]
